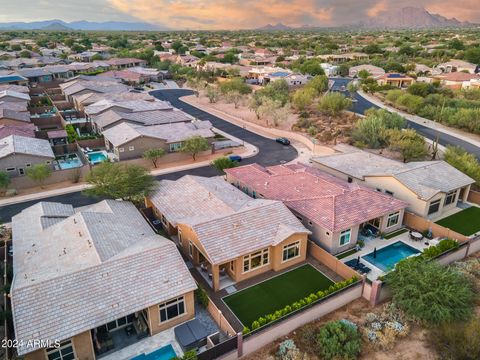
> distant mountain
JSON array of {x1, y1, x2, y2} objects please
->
[
  {"x1": 257, "y1": 23, "x2": 292, "y2": 31},
  {"x1": 359, "y1": 7, "x2": 470, "y2": 29},
  {"x1": 0, "y1": 19, "x2": 164, "y2": 31}
]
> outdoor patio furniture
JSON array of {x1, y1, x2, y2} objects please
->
[
  {"x1": 409, "y1": 230, "x2": 424, "y2": 241},
  {"x1": 219, "y1": 267, "x2": 226, "y2": 276},
  {"x1": 200, "y1": 263, "x2": 208, "y2": 272},
  {"x1": 86, "y1": 147, "x2": 93, "y2": 152}
]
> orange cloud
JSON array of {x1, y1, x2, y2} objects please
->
[
  {"x1": 367, "y1": 0, "x2": 387, "y2": 17},
  {"x1": 108, "y1": 0, "x2": 334, "y2": 29}
]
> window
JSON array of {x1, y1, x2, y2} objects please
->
[
  {"x1": 385, "y1": 190, "x2": 394, "y2": 196},
  {"x1": 119, "y1": 147, "x2": 124, "y2": 152},
  {"x1": 444, "y1": 190, "x2": 457, "y2": 206},
  {"x1": 339, "y1": 229, "x2": 351, "y2": 246},
  {"x1": 189, "y1": 241, "x2": 193, "y2": 257},
  {"x1": 178, "y1": 229, "x2": 183, "y2": 246},
  {"x1": 282, "y1": 241, "x2": 300, "y2": 262},
  {"x1": 129, "y1": 145, "x2": 135, "y2": 151},
  {"x1": 243, "y1": 248, "x2": 269, "y2": 273},
  {"x1": 252, "y1": 191, "x2": 257, "y2": 199},
  {"x1": 308, "y1": 221, "x2": 313, "y2": 227},
  {"x1": 18, "y1": 168, "x2": 25, "y2": 176},
  {"x1": 428, "y1": 199, "x2": 441, "y2": 215},
  {"x1": 386, "y1": 212, "x2": 400, "y2": 228},
  {"x1": 159, "y1": 296, "x2": 185, "y2": 323},
  {"x1": 230, "y1": 261, "x2": 234, "y2": 272},
  {"x1": 5, "y1": 167, "x2": 15, "y2": 172},
  {"x1": 106, "y1": 314, "x2": 134, "y2": 331},
  {"x1": 169, "y1": 142, "x2": 182, "y2": 152},
  {"x1": 46, "y1": 340, "x2": 75, "y2": 360}
]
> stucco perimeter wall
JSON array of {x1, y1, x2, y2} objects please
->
[
  {"x1": 307, "y1": 240, "x2": 359, "y2": 280},
  {"x1": 468, "y1": 190, "x2": 480, "y2": 206},
  {"x1": 403, "y1": 211, "x2": 469, "y2": 242},
  {"x1": 10, "y1": 165, "x2": 90, "y2": 190},
  {"x1": 238, "y1": 283, "x2": 363, "y2": 358}
]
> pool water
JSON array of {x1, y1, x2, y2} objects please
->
[
  {"x1": 57, "y1": 155, "x2": 83, "y2": 170},
  {"x1": 130, "y1": 344, "x2": 177, "y2": 360},
  {"x1": 362, "y1": 241, "x2": 420, "y2": 271},
  {"x1": 88, "y1": 151, "x2": 108, "y2": 164}
]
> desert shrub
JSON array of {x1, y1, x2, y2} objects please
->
[
  {"x1": 317, "y1": 320, "x2": 361, "y2": 360},
  {"x1": 429, "y1": 318, "x2": 480, "y2": 360},
  {"x1": 395, "y1": 93, "x2": 424, "y2": 113},
  {"x1": 385, "y1": 89, "x2": 403, "y2": 103},
  {"x1": 384, "y1": 259, "x2": 474, "y2": 325},
  {"x1": 276, "y1": 339, "x2": 300, "y2": 360},
  {"x1": 421, "y1": 239, "x2": 459, "y2": 260},
  {"x1": 298, "y1": 324, "x2": 320, "y2": 354}
]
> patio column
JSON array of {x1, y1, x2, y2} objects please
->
[{"x1": 212, "y1": 264, "x2": 220, "y2": 292}]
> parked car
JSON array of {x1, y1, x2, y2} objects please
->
[
  {"x1": 229, "y1": 155, "x2": 242, "y2": 162},
  {"x1": 276, "y1": 137, "x2": 291, "y2": 145}
]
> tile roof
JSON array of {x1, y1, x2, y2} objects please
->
[
  {"x1": 0, "y1": 123, "x2": 35, "y2": 139},
  {"x1": 94, "y1": 109, "x2": 192, "y2": 129},
  {"x1": 103, "y1": 120, "x2": 214, "y2": 147},
  {"x1": 11, "y1": 200, "x2": 196, "y2": 355},
  {"x1": 0, "y1": 84, "x2": 29, "y2": 93},
  {"x1": 0, "y1": 90, "x2": 30, "y2": 101},
  {"x1": 312, "y1": 151, "x2": 475, "y2": 200},
  {"x1": 0, "y1": 108, "x2": 30, "y2": 122},
  {"x1": 85, "y1": 99, "x2": 172, "y2": 116},
  {"x1": 225, "y1": 163, "x2": 407, "y2": 232},
  {"x1": 0, "y1": 135, "x2": 54, "y2": 159},
  {"x1": 149, "y1": 176, "x2": 309, "y2": 264}
]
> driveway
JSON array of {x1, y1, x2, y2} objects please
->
[{"x1": 0, "y1": 89, "x2": 297, "y2": 222}]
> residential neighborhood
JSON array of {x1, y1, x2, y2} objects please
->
[{"x1": 1, "y1": 2, "x2": 480, "y2": 360}]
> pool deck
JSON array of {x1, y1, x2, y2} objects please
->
[{"x1": 341, "y1": 230, "x2": 429, "y2": 281}]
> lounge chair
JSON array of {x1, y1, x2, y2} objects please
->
[{"x1": 86, "y1": 147, "x2": 93, "y2": 152}]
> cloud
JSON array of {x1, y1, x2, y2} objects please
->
[{"x1": 108, "y1": 0, "x2": 334, "y2": 29}]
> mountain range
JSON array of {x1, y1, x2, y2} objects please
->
[
  {"x1": 257, "y1": 7, "x2": 473, "y2": 30},
  {"x1": 0, "y1": 19, "x2": 164, "y2": 31}
]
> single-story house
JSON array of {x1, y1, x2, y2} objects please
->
[
  {"x1": 0, "y1": 123, "x2": 35, "y2": 139},
  {"x1": 145, "y1": 175, "x2": 310, "y2": 291},
  {"x1": 0, "y1": 135, "x2": 55, "y2": 177},
  {"x1": 436, "y1": 60, "x2": 479, "y2": 74},
  {"x1": 431, "y1": 72, "x2": 480, "y2": 90},
  {"x1": 225, "y1": 163, "x2": 407, "y2": 255},
  {"x1": 0, "y1": 74, "x2": 28, "y2": 86},
  {"x1": 103, "y1": 120, "x2": 215, "y2": 161},
  {"x1": 0, "y1": 108, "x2": 31, "y2": 125},
  {"x1": 106, "y1": 58, "x2": 147, "y2": 69},
  {"x1": 349, "y1": 64, "x2": 385, "y2": 78},
  {"x1": 11, "y1": 200, "x2": 196, "y2": 360},
  {"x1": 376, "y1": 73, "x2": 415, "y2": 88},
  {"x1": 311, "y1": 150, "x2": 475, "y2": 219},
  {"x1": 17, "y1": 68, "x2": 54, "y2": 83},
  {"x1": 0, "y1": 90, "x2": 31, "y2": 103}
]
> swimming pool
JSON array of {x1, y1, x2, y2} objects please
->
[
  {"x1": 88, "y1": 151, "x2": 108, "y2": 164},
  {"x1": 57, "y1": 154, "x2": 83, "y2": 170},
  {"x1": 130, "y1": 344, "x2": 177, "y2": 360},
  {"x1": 362, "y1": 241, "x2": 420, "y2": 272}
]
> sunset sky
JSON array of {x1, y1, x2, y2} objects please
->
[{"x1": 1, "y1": 0, "x2": 479, "y2": 29}]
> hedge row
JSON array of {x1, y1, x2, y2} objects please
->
[{"x1": 242, "y1": 276, "x2": 359, "y2": 335}]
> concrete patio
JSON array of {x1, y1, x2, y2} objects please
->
[{"x1": 341, "y1": 229, "x2": 430, "y2": 281}]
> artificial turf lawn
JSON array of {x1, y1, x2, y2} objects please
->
[
  {"x1": 223, "y1": 264, "x2": 334, "y2": 326},
  {"x1": 336, "y1": 248, "x2": 358, "y2": 259},
  {"x1": 435, "y1": 207, "x2": 480, "y2": 236}
]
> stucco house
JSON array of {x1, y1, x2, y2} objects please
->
[
  {"x1": 0, "y1": 135, "x2": 54, "y2": 177},
  {"x1": 225, "y1": 163, "x2": 407, "y2": 255},
  {"x1": 348, "y1": 64, "x2": 385, "y2": 78},
  {"x1": 103, "y1": 120, "x2": 215, "y2": 161},
  {"x1": 145, "y1": 175, "x2": 311, "y2": 291},
  {"x1": 0, "y1": 108, "x2": 31, "y2": 126},
  {"x1": 376, "y1": 73, "x2": 415, "y2": 88},
  {"x1": 436, "y1": 60, "x2": 479, "y2": 74},
  {"x1": 311, "y1": 150, "x2": 475, "y2": 220},
  {"x1": 11, "y1": 200, "x2": 196, "y2": 360}
]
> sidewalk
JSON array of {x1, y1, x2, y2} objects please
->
[
  {"x1": 358, "y1": 90, "x2": 480, "y2": 148},
  {"x1": 0, "y1": 136, "x2": 257, "y2": 207}
]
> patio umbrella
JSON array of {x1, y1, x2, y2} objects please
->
[
  {"x1": 373, "y1": 247, "x2": 377, "y2": 258},
  {"x1": 356, "y1": 256, "x2": 360, "y2": 266}
]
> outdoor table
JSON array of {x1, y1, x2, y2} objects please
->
[{"x1": 410, "y1": 231, "x2": 424, "y2": 241}]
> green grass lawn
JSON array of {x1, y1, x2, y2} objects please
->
[
  {"x1": 336, "y1": 248, "x2": 357, "y2": 259},
  {"x1": 223, "y1": 264, "x2": 334, "y2": 326},
  {"x1": 435, "y1": 207, "x2": 480, "y2": 236}
]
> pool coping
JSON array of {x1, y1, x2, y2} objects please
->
[{"x1": 361, "y1": 240, "x2": 421, "y2": 272}]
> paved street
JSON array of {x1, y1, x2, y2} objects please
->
[{"x1": 0, "y1": 89, "x2": 297, "y2": 222}]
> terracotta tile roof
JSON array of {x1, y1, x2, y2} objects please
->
[{"x1": 226, "y1": 163, "x2": 407, "y2": 232}]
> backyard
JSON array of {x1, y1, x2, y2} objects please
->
[
  {"x1": 436, "y1": 206, "x2": 480, "y2": 236},
  {"x1": 223, "y1": 264, "x2": 334, "y2": 327}
]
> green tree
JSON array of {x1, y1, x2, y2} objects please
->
[
  {"x1": 85, "y1": 162, "x2": 155, "y2": 203},
  {"x1": 305, "y1": 75, "x2": 328, "y2": 95},
  {"x1": 65, "y1": 124, "x2": 78, "y2": 143},
  {"x1": 358, "y1": 69, "x2": 371, "y2": 79},
  {"x1": 19, "y1": 50, "x2": 31, "y2": 58},
  {"x1": 258, "y1": 97, "x2": 290, "y2": 127},
  {"x1": 396, "y1": 93, "x2": 424, "y2": 113},
  {"x1": 180, "y1": 136, "x2": 210, "y2": 160},
  {"x1": 143, "y1": 148, "x2": 166, "y2": 168},
  {"x1": 0, "y1": 171, "x2": 10, "y2": 195},
  {"x1": 26, "y1": 164, "x2": 52, "y2": 188},
  {"x1": 211, "y1": 157, "x2": 238, "y2": 174},
  {"x1": 219, "y1": 78, "x2": 251, "y2": 96},
  {"x1": 444, "y1": 146, "x2": 480, "y2": 186},
  {"x1": 292, "y1": 87, "x2": 315, "y2": 111},
  {"x1": 384, "y1": 259, "x2": 474, "y2": 325},
  {"x1": 186, "y1": 77, "x2": 206, "y2": 97},
  {"x1": 293, "y1": 59, "x2": 325, "y2": 76},
  {"x1": 253, "y1": 79, "x2": 290, "y2": 106},
  {"x1": 205, "y1": 85, "x2": 220, "y2": 103},
  {"x1": 464, "y1": 47, "x2": 480, "y2": 64},
  {"x1": 317, "y1": 92, "x2": 351, "y2": 116},
  {"x1": 352, "y1": 109, "x2": 406, "y2": 148},
  {"x1": 407, "y1": 83, "x2": 436, "y2": 97},
  {"x1": 346, "y1": 81, "x2": 358, "y2": 99},
  {"x1": 387, "y1": 128, "x2": 428, "y2": 162},
  {"x1": 317, "y1": 320, "x2": 361, "y2": 360}
]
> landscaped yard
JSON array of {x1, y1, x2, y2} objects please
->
[
  {"x1": 435, "y1": 206, "x2": 480, "y2": 236},
  {"x1": 223, "y1": 264, "x2": 334, "y2": 326}
]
